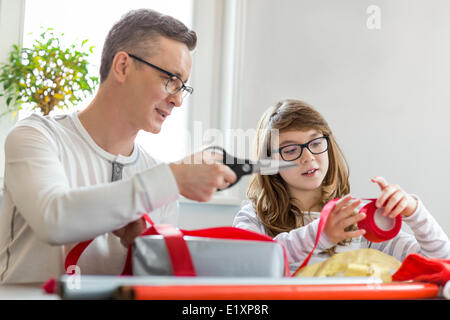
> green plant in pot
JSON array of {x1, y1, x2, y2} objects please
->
[{"x1": 0, "y1": 28, "x2": 99, "y2": 118}]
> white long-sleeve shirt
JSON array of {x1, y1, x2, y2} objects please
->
[
  {"x1": 0, "y1": 112, "x2": 180, "y2": 283},
  {"x1": 233, "y1": 197, "x2": 450, "y2": 274}
]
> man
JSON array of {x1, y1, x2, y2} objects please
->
[{"x1": 0, "y1": 9, "x2": 236, "y2": 283}]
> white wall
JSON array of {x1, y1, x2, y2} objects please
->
[
  {"x1": 228, "y1": 0, "x2": 450, "y2": 234},
  {"x1": 179, "y1": 202, "x2": 239, "y2": 229},
  {"x1": 1, "y1": 0, "x2": 449, "y2": 237}
]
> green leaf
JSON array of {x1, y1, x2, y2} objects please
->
[{"x1": 0, "y1": 28, "x2": 98, "y2": 118}]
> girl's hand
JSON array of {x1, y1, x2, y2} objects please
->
[
  {"x1": 371, "y1": 176, "x2": 418, "y2": 218},
  {"x1": 323, "y1": 194, "x2": 367, "y2": 244}
]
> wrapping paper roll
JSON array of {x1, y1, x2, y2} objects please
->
[{"x1": 443, "y1": 281, "x2": 450, "y2": 299}]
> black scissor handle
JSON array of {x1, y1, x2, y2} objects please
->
[{"x1": 203, "y1": 146, "x2": 253, "y2": 190}]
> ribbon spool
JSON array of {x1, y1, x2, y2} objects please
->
[
  {"x1": 358, "y1": 200, "x2": 402, "y2": 243},
  {"x1": 293, "y1": 198, "x2": 402, "y2": 275}
]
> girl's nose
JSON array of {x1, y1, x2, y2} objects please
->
[{"x1": 299, "y1": 148, "x2": 314, "y2": 164}]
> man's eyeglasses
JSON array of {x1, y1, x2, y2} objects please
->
[
  {"x1": 273, "y1": 136, "x2": 329, "y2": 161},
  {"x1": 127, "y1": 53, "x2": 193, "y2": 99}
]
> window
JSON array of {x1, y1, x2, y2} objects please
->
[
  {"x1": 21, "y1": 0, "x2": 193, "y2": 162},
  {"x1": 3, "y1": 0, "x2": 247, "y2": 205}
]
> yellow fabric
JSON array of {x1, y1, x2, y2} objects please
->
[{"x1": 294, "y1": 248, "x2": 401, "y2": 283}]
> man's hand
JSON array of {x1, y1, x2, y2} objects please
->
[
  {"x1": 112, "y1": 217, "x2": 147, "y2": 248},
  {"x1": 169, "y1": 150, "x2": 237, "y2": 202}
]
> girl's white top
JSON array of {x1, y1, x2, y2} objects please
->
[{"x1": 233, "y1": 198, "x2": 450, "y2": 274}]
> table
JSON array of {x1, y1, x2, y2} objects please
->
[{"x1": 0, "y1": 283, "x2": 59, "y2": 300}]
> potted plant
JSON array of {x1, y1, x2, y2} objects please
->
[{"x1": 0, "y1": 28, "x2": 99, "y2": 118}]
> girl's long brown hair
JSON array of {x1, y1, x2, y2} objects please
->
[{"x1": 247, "y1": 99, "x2": 352, "y2": 255}]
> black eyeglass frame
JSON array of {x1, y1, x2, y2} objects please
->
[
  {"x1": 273, "y1": 136, "x2": 330, "y2": 162},
  {"x1": 127, "y1": 53, "x2": 193, "y2": 97}
]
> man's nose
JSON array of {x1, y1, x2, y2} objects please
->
[{"x1": 167, "y1": 91, "x2": 183, "y2": 107}]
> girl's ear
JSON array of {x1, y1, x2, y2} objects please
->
[{"x1": 110, "y1": 51, "x2": 132, "y2": 83}]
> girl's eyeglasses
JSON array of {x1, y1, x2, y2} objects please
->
[{"x1": 273, "y1": 136, "x2": 329, "y2": 161}]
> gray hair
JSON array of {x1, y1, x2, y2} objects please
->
[{"x1": 99, "y1": 8, "x2": 197, "y2": 82}]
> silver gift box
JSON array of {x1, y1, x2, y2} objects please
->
[{"x1": 132, "y1": 235, "x2": 286, "y2": 277}]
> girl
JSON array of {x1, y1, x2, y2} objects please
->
[{"x1": 233, "y1": 99, "x2": 450, "y2": 274}]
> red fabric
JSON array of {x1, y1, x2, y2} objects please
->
[
  {"x1": 42, "y1": 277, "x2": 56, "y2": 294},
  {"x1": 392, "y1": 253, "x2": 450, "y2": 285}
]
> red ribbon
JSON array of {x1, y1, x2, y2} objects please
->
[
  {"x1": 65, "y1": 214, "x2": 290, "y2": 277},
  {"x1": 358, "y1": 199, "x2": 402, "y2": 243},
  {"x1": 292, "y1": 198, "x2": 402, "y2": 276},
  {"x1": 64, "y1": 198, "x2": 400, "y2": 281}
]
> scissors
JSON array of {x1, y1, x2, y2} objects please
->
[{"x1": 203, "y1": 146, "x2": 298, "y2": 190}]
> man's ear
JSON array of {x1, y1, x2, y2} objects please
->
[{"x1": 110, "y1": 51, "x2": 131, "y2": 83}]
